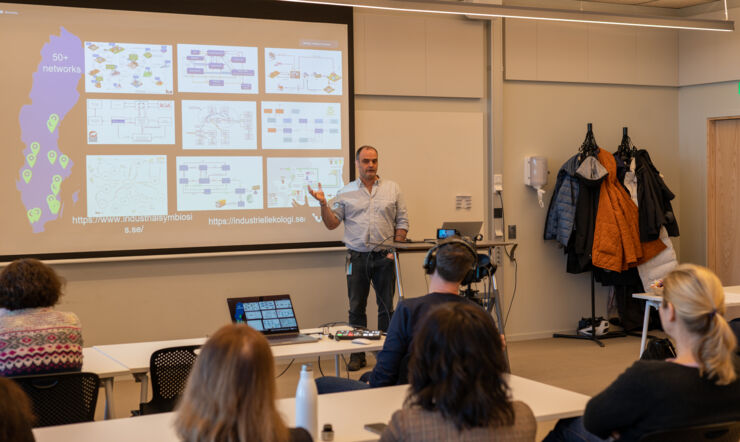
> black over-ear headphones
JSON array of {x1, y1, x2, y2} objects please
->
[{"x1": 422, "y1": 237, "x2": 478, "y2": 282}]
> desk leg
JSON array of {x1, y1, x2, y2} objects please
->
[
  {"x1": 393, "y1": 249, "x2": 404, "y2": 301},
  {"x1": 334, "y1": 355, "x2": 340, "y2": 376},
  {"x1": 491, "y1": 273, "x2": 511, "y2": 372},
  {"x1": 639, "y1": 301, "x2": 658, "y2": 357},
  {"x1": 133, "y1": 373, "x2": 149, "y2": 405},
  {"x1": 103, "y1": 378, "x2": 115, "y2": 419}
]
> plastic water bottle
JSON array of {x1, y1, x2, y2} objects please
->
[{"x1": 295, "y1": 363, "x2": 318, "y2": 440}]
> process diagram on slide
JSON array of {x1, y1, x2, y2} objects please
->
[{"x1": 4, "y1": 3, "x2": 351, "y2": 255}]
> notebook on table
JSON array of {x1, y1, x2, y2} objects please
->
[{"x1": 227, "y1": 294, "x2": 319, "y2": 346}]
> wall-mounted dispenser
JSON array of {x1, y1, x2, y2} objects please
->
[{"x1": 524, "y1": 156, "x2": 548, "y2": 208}]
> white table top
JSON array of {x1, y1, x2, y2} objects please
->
[
  {"x1": 633, "y1": 286, "x2": 740, "y2": 306},
  {"x1": 81, "y1": 347, "x2": 129, "y2": 379},
  {"x1": 33, "y1": 374, "x2": 590, "y2": 442},
  {"x1": 93, "y1": 330, "x2": 385, "y2": 374}
]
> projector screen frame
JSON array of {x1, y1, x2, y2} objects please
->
[{"x1": 1, "y1": 0, "x2": 356, "y2": 262}]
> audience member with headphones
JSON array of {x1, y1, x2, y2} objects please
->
[{"x1": 315, "y1": 237, "x2": 480, "y2": 394}]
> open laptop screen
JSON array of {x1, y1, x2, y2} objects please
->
[{"x1": 227, "y1": 295, "x2": 299, "y2": 336}]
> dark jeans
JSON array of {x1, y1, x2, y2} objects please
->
[
  {"x1": 544, "y1": 417, "x2": 611, "y2": 442},
  {"x1": 315, "y1": 376, "x2": 371, "y2": 394},
  {"x1": 347, "y1": 250, "x2": 395, "y2": 331}
]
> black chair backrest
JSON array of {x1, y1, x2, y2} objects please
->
[
  {"x1": 11, "y1": 372, "x2": 100, "y2": 427},
  {"x1": 640, "y1": 421, "x2": 740, "y2": 442},
  {"x1": 148, "y1": 345, "x2": 200, "y2": 407}
]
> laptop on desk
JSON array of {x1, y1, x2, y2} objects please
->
[
  {"x1": 441, "y1": 221, "x2": 483, "y2": 239},
  {"x1": 227, "y1": 294, "x2": 319, "y2": 346}
]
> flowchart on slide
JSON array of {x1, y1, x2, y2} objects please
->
[
  {"x1": 86, "y1": 155, "x2": 168, "y2": 217},
  {"x1": 177, "y1": 44, "x2": 258, "y2": 94},
  {"x1": 84, "y1": 41, "x2": 173, "y2": 94},
  {"x1": 86, "y1": 99, "x2": 175, "y2": 145},
  {"x1": 265, "y1": 48, "x2": 342, "y2": 95},
  {"x1": 267, "y1": 157, "x2": 344, "y2": 208},
  {"x1": 262, "y1": 102, "x2": 341, "y2": 150},
  {"x1": 181, "y1": 100, "x2": 257, "y2": 150},
  {"x1": 176, "y1": 156, "x2": 263, "y2": 211}
]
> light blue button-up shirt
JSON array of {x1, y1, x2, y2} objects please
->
[{"x1": 330, "y1": 178, "x2": 409, "y2": 252}]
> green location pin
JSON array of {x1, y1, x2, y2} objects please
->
[
  {"x1": 30, "y1": 142, "x2": 40, "y2": 155},
  {"x1": 47, "y1": 195, "x2": 60, "y2": 214},
  {"x1": 47, "y1": 113, "x2": 60, "y2": 133},
  {"x1": 59, "y1": 154, "x2": 69, "y2": 169},
  {"x1": 48, "y1": 150, "x2": 57, "y2": 165},
  {"x1": 22, "y1": 169, "x2": 32, "y2": 184},
  {"x1": 26, "y1": 153, "x2": 37, "y2": 168},
  {"x1": 51, "y1": 175, "x2": 62, "y2": 195},
  {"x1": 27, "y1": 208, "x2": 42, "y2": 224}
]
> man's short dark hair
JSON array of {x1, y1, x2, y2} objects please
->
[
  {"x1": 355, "y1": 145, "x2": 377, "y2": 161},
  {"x1": 0, "y1": 259, "x2": 64, "y2": 310},
  {"x1": 435, "y1": 243, "x2": 475, "y2": 283}
]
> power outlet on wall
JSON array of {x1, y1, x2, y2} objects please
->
[{"x1": 508, "y1": 225, "x2": 516, "y2": 240}]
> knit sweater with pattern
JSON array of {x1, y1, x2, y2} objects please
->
[{"x1": 0, "y1": 307, "x2": 83, "y2": 376}]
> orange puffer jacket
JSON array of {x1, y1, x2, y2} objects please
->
[{"x1": 592, "y1": 149, "x2": 665, "y2": 272}]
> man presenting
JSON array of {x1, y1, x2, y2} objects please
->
[{"x1": 308, "y1": 145, "x2": 408, "y2": 371}]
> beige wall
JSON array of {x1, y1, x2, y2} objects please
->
[
  {"x1": 48, "y1": 10, "x2": 699, "y2": 345},
  {"x1": 678, "y1": 81, "x2": 740, "y2": 266},
  {"x1": 501, "y1": 81, "x2": 679, "y2": 338}
]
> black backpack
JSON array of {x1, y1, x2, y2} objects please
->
[{"x1": 641, "y1": 337, "x2": 677, "y2": 361}]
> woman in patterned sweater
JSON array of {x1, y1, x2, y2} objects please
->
[{"x1": 0, "y1": 258, "x2": 82, "y2": 376}]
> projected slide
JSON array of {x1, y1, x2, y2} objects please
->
[
  {"x1": 176, "y1": 156, "x2": 263, "y2": 211},
  {"x1": 86, "y1": 155, "x2": 168, "y2": 217},
  {"x1": 267, "y1": 157, "x2": 344, "y2": 208},
  {"x1": 1, "y1": 2, "x2": 351, "y2": 258},
  {"x1": 86, "y1": 99, "x2": 175, "y2": 145},
  {"x1": 265, "y1": 48, "x2": 342, "y2": 95},
  {"x1": 181, "y1": 100, "x2": 257, "y2": 150},
  {"x1": 262, "y1": 102, "x2": 341, "y2": 150},
  {"x1": 84, "y1": 41, "x2": 173, "y2": 94},
  {"x1": 177, "y1": 44, "x2": 258, "y2": 94}
]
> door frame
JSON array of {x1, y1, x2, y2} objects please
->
[{"x1": 706, "y1": 115, "x2": 740, "y2": 273}]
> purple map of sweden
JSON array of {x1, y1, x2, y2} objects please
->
[{"x1": 18, "y1": 27, "x2": 82, "y2": 233}]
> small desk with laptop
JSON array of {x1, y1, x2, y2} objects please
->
[
  {"x1": 633, "y1": 285, "x2": 740, "y2": 356},
  {"x1": 94, "y1": 331, "x2": 385, "y2": 406},
  {"x1": 33, "y1": 374, "x2": 591, "y2": 442},
  {"x1": 93, "y1": 293, "x2": 385, "y2": 409}
]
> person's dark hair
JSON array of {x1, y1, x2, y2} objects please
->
[
  {"x1": 0, "y1": 258, "x2": 64, "y2": 310},
  {"x1": 0, "y1": 377, "x2": 36, "y2": 442},
  {"x1": 435, "y1": 242, "x2": 476, "y2": 283},
  {"x1": 406, "y1": 302, "x2": 514, "y2": 431},
  {"x1": 355, "y1": 145, "x2": 377, "y2": 161}
]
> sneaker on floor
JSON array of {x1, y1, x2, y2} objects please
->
[{"x1": 347, "y1": 352, "x2": 367, "y2": 371}]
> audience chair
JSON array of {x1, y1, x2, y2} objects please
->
[
  {"x1": 11, "y1": 372, "x2": 100, "y2": 427},
  {"x1": 139, "y1": 344, "x2": 200, "y2": 415},
  {"x1": 639, "y1": 421, "x2": 740, "y2": 442}
]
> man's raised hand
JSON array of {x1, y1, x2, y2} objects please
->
[{"x1": 307, "y1": 183, "x2": 326, "y2": 205}]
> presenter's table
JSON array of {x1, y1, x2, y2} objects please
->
[
  {"x1": 33, "y1": 374, "x2": 590, "y2": 442},
  {"x1": 633, "y1": 286, "x2": 740, "y2": 356},
  {"x1": 82, "y1": 347, "x2": 130, "y2": 420},
  {"x1": 93, "y1": 329, "x2": 385, "y2": 405}
]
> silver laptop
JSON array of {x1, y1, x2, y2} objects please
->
[
  {"x1": 227, "y1": 294, "x2": 319, "y2": 346},
  {"x1": 441, "y1": 221, "x2": 483, "y2": 239}
]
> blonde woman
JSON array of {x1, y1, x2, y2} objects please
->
[
  {"x1": 546, "y1": 264, "x2": 740, "y2": 442},
  {"x1": 175, "y1": 324, "x2": 311, "y2": 442}
]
